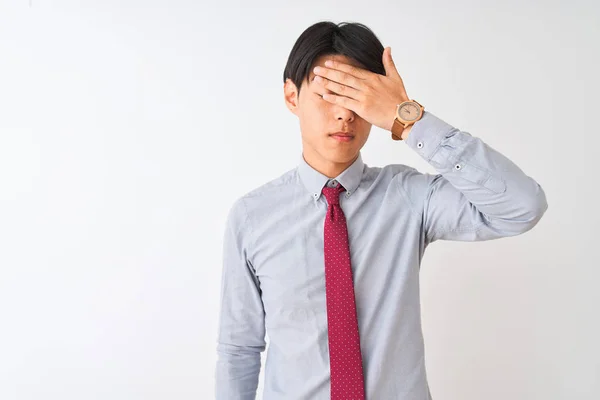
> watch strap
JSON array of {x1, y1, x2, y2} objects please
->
[{"x1": 391, "y1": 118, "x2": 406, "y2": 141}]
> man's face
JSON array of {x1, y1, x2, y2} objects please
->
[{"x1": 284, "y1": 54, "x2": 372, "y2": 169}]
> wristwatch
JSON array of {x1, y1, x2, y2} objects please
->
[{"x1": 391, "y1": 99, "x2": 425, "y2": 141}]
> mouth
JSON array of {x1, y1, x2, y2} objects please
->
[{"x1": 329, "y1": 132, "x2": 355, "y2": 142}]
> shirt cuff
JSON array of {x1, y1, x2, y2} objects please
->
[{"x1": 404, "y1": 110, "x2": 462, "y2": 170}]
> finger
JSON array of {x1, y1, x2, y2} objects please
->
[
  {"x1": 314, "y1": 65, "x2": 365, "y2": 91},
  {"x1": 383, "y1": 46, "x2": 402, "y2": 81},
  {"x1": 314, "y1": 76, "x2": 362, "y2": 101},
  {"x1": 321, "y1": 92, "x2": 361, "y2": 112},
  {"x1": 323, "y1": 59, "x2": 371, "y2": 80}
]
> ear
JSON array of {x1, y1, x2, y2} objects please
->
[{"x1": 284, "y1": 78, "x2": 300, "y2": 115}]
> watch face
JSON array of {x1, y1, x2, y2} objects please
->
[{"x1": 399, "y1": 102, "x2": 421, "y2": 121}]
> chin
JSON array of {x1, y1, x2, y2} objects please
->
[{"x1": 324, "y1": 149, "x2": 359, "y2": 164}]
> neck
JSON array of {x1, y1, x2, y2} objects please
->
[{"x1": 302, "y1": 148, "x2": 358, "y2": 178}]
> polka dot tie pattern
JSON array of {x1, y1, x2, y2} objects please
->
[{"x1": 321, "y1": 184, "x2": 366, "y2": 400}]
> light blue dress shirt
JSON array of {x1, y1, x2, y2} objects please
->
[{"x1": 215, "y1": 111, "x2": 548, "y2": 399}]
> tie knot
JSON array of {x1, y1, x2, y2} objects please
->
[{"x1": 321, "y1": 184, "x2": 346, "y2": 205}]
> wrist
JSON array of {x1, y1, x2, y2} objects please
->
[{"x1": 401, "y1": 124, "x2": 413, "y2": 140}]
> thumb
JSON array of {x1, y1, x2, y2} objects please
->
[{"x1": 383, "y1": 47, "x2": 399, "y2": 79}]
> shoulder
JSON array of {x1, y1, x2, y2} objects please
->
[
  {"x1": 366, "y1": 162, "x2": 440, "y2": 213},
  {"x1": 363, "y1": 161, "x2": 433, "y2": 187},
  {"x1": 227, "y1": 166, "x2": 298, "y2": 217}
]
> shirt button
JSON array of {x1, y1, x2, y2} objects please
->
[
  {"x1": 454, "y1": 163, "x2": 462, "y2": 170},
  {"x1": 417, "y1": 142, "x2": 424, "y2": 149}
]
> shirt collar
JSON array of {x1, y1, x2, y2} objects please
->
[{"x1": 297, "y1": 152, "x2": 365, "y2": 201}]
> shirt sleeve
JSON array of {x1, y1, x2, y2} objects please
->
[
  {"x1": 215, "y1": 198, "x2": 266, "y2": 399},
  {"x1": 397, "y1": 110, "x2": 548, "y2": 244}
]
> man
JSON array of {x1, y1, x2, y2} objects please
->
[{"x1": 215, "y1": 21, "x2": 547, "y2": 400}]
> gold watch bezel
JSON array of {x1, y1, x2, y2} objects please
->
[{"x1": 395, "y1": 100, "x2": 424, "y2": 124}]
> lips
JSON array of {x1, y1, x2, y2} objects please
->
[
  {"x1": 330, "y1": 132, "x2": 354, "y2": 138},
  {"x1": 330, "y1": 132, "x2": 354, "y2": 142}
]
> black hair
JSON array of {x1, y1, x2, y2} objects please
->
[{"x1": 283, "y1": 21, "x2": 386, "y2": 96}]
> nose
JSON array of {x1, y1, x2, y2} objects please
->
[{"x1": 335, "y1": 106, "x2": 355, "y2": 124}]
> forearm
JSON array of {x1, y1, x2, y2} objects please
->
[{"x1": 405, "y1": 111, "x2": 548, "y2": 239}]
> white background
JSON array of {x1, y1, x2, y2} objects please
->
[{"x1": 1, "y1": 1, "x2": 599, "y2": 399}]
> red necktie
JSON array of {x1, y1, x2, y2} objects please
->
[{"x1": 322, "y1": 184, "x2": 366, "y2": 399}]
